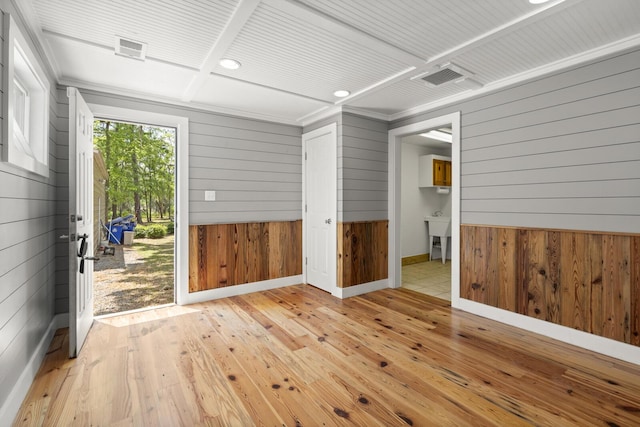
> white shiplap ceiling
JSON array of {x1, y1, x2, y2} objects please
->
[{"x1": 20, "y1": 0, "x2": 640, "y2": 125}]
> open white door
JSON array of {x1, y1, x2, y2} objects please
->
[
  {"x1": 67, "y1": 87, "x2": 95, "y2": 358},
  {"x1": 303, "y1": 123, "x2": 337, "y2": 294}
]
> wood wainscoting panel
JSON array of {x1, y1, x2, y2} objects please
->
[
  {"x1": 518, "y1": 229, "x2": 563, "y2": 323},
  {"x1": 189, "y1": 221, "x2": 302, "y2": 292},
  {"x1": 559, "y1": 232, "x2": 591, "y2": 333},
  {"x1": 460, "y1": 226, "x2": 516, "y2": 311},
  {"x1": 337, "y1": 220, "x2": 388, "y2": 288},
  {"x1": 632, "y1": 236, "x2": 640, "y2": 346},
  {"x1": 602, "y1": 234, "x2": 632, "y2": 343},
  {"x1": 461, "y1": 225, "x2": 640, "y2": 347}
]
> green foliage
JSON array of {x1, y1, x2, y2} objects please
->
[
  {"x1": 166, "y1": 221, "x2": 175, "y2": 235},
  {"x1": 146, "y1": 224, "x2": 167, "y2": 239},
  {"x1": 133, "y1": 224, "x2": 167, "y2": 239},
  {"x1": 94, "y1": 121, "x2": 175, "y2": 222},
  {"x1": 134, "y1": 225, "x2": 148, "y2": 239}
]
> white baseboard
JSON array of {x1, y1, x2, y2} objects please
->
[
  {"x1": 333, "y1": 279, "x2": 389, "y2": 299},
  {"x1": 179, "y1": 275, "x2": 304, "y2": 305},
  {"x1": 0, "y1": 313, "x2": 67, "y2": 427},
  {"x1": 457, "y1": 299, "x2": 640, "y2": 365}
]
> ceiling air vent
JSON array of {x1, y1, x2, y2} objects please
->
[
  {"x1": 421, "y1": 67, "x2": 464, "y2": 86},
  {"x1": 413, "y1": 62, "x2": 483, "y2": 90},
  {"x1": 115, "y1": 36, "x2": 147, "y2": 61}
]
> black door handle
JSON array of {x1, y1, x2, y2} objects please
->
[{"x1": 77, "y1": 234, "x2": 90, "y2": 273}]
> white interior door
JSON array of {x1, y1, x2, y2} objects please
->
[
  {"x1": 303, "y1": 123, "x2": 337, "y2": 293},
  {"x1": 67, "y1": 87, "x2": 95, "y2": 358}
]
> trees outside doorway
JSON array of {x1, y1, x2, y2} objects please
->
[
  {"x1": 92, "y1": 121, "x2": 176, "y2": 315},
  {"x1": 93, "y1": 121, "x2": 175, "y2": 225}
]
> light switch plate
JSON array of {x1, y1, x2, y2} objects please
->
[{"x1": 204, "y1": 190, "x2": 216, "y2": 201}]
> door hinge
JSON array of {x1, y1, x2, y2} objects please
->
[
  {"x1": 305, "y1": 204, "x2": 307, "y2": 213},
  {"x1": 305, "y1": 257, "x2": 307, "y2": 265},
  {"x1": 304, "y1": 152, "x2": 307, "y2": 160}
]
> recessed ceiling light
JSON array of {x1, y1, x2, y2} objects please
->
[
  {"x1": 529, "y1": 0, "x2": 551, "y2": 4},
  {"x1": 219, "y1": 58, "x2": 241, "y2": 70},
  {"x1": 333, "y1": 90, "x2": 350, "y2": 98}
]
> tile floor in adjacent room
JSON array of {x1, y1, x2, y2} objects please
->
[{"x1": 402, "y1": 259, "x2": 451, "y2": 300}]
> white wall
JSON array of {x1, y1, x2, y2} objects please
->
[{"x1": 400, "y1": 141, "x2": 451, "y2": 257}]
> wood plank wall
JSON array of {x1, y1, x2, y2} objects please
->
[
  {"x1": 189, "y1": 221, "x2": 302, "y2": 292},
  {"x1": 461, "y1": 225, "x2": 640, "y2": 347},
  {"x1": 337, "y1": 220, "x2": 388, "y2": 288}
]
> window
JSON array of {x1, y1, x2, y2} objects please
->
[
  {"x1": 13, "y1": 76, "x2": 31, "y2": 153},
  {"x1": 2, "y1": 14, "x2": 50, "y2": 177}
]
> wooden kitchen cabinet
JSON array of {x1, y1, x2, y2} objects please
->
[
  {"x1": 433, "y1": 159, "x2": 446, "y2": 186},
  {"x1": 419, "y1": 155, "x2": 452, "y2": 187},
  {"x1": 444, "y1": 160, "x2": 452, "y2": 186}
]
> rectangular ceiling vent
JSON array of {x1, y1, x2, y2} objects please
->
[
  {"x1": 421, "y1": 67, "x2": 464, "y2": 86},
  {"x1": 115, "y1": 36, "x2": 147, "y2": 61},
  {"x1": 413, "y1": 62, "x2": 483, "y2": 90}
]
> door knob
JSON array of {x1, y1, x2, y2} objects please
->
[{"x1": 325, "y1": 218, "x2": 332, "y2": 224}]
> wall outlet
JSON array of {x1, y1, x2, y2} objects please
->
[{"x1": 204, "y1": 190, "x2": 216, "y2": 201}]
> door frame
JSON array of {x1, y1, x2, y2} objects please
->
[
  {"x1": 302, "y1": 123, "x2": 337, "y2": 295},
  {"x1": 387, "y1": 112, "x2": 461, "y2": 307},
  {"x1": 87, "y1": 103, "x2": 190, "y2": 305}
]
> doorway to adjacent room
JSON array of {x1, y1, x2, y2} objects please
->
[
  {"x1": 388, "y1": 112, "x2": 461, "y2": 306},
  {"x1": 399, "y1": 127, "x2": 453, "y2": 300}
]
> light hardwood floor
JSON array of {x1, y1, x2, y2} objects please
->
[
  {"x1": 403, "y1": 260, "x2": 451, "y2": 300},
  {"x1": 14, "y1": 284, "x2": 640, "y2": 426}
]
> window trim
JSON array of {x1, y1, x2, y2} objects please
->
[{"x1": 2, "y1": 14, "x2": 50, "y2": 177}]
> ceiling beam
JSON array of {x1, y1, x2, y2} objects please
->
[
  {"x1": 389, "y1": 31, "x2": 640, "y2": 122},
  {"x1": 336, "y1": 0, "x2": 585, "y2": 106},
  {"x1": 57, "y1": 75, "x2": 303, "y2": 126},
  {"x1": 263, "y1": 0, "x2": 425, "y2": 67},
  {"x1": 181, "y1": 0, "x2": 262, "y2": 102},
  {"x1": 211, "y1": 72, "x2": 331, "y2": 104},
  {"x1": 42, "y1": 30, "x2": 200, "y2": 71}
]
